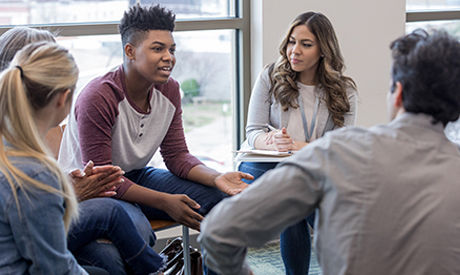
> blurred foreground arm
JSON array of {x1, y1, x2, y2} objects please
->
[{"x1": 199, "y1": 154, "x2": 322, "y2": 275}]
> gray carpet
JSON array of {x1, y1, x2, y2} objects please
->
[
  {"x1": 156, "y1": 235, "x2": 321, "y2": 275},
  {"x1": 247, "y1": 240, "x2": 321, "y2": 275}
]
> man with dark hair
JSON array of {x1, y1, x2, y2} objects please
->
[
  {"x1": 59, "y1": 2, "x2": 251, "y2": 267},
  {"x1": 199, "y1": 29, "x2": 460, "y2": 275}
]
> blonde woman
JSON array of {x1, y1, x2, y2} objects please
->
[
  {"x1": 0, "y1": 42, "x2": 87, "y2": 273},
  {"x1": 240, "y1": 12, "x2": 357, "y2": 275}
]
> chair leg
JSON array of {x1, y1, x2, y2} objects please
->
[{"x1": 182, "y1": 225, "x2": 191, "y2": 275}]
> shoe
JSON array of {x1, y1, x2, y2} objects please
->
[
  {"x1": 160, "y1": 237, "x2": 183, "y2": 264},
  {"x1": 163, "y1": 257, "x2": 184, "y2": 275},
  {"x1": 164, "y1": 247, "x2": 184, "y2": 271}
]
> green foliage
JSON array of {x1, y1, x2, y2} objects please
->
[{"x1": 181, "y1": 78, "x2": 200, "y2": 99}]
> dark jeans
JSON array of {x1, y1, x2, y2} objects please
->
[
  {"x1": 126, "y1": 167, "x2": 226, "y2": 275},
  {"x1": 68, "y1": 198, "x2": 164, "y2": 275},
  {"x1": 125, "y1": 167, "x2": 227, "y2": 220},
  {"x1": 71, "y1": 167, "x2": 225, "y2": 275},
  {"x1": 240, "y1": 161, "x2": 315, "y2": 275}
]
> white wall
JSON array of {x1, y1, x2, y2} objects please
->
[{"x1": 250, "y1": 0, "x2": 406, "y2": 127}]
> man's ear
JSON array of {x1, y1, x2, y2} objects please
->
[
  {"x1": 124, "y1": 43, "x2": 135, "y2": 60},
  {"x1": 393, "y1": 81, "x2": 404, "y2": 108},
  {"x1": 56, "y1": 89, "x2": 71, "y2": 108}
]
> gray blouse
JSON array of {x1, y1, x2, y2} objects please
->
[{"x1": 245, "y1": 67, "x2": 358, "y2": 147}]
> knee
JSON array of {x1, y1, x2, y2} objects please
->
[
  {"x1": 199, "y1": 189, "x2": 227, "y2": 216},
  {"x1": 79, "y1": 198, "x2": 120, "y2": 213}
]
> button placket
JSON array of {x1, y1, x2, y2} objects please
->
[{"x1": 138, "y1": 116, "x2": 146, "y2": 138}]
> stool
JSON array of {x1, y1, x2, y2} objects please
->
[{"x1": 150, "y1": 220, "x2": 191, "y2": 275}]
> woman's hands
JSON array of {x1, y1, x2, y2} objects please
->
[
  {"x1": 266, "y1": 127, "x2": 293, "y2": 151},
  {"x1": 70, "y1": 160, "x2": 125, "y2": 202},
  {"x1": 265, "y1": 127, "x2": 308, "y2": 152}
]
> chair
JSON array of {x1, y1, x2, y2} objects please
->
[
  {"x1": 150, "y1": 220, "x2": 191, "y2": 275},
  {"x1": 45, "y1": 125, "x2": 192, "y2": 275}
]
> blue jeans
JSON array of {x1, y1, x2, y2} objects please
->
[
  {"x1": 68, "y1": 198, "x2": 164, "y2": 275},
  {"x1": 239, "y1": 162, "x2": 315, "y2": 275},
  {"x1": 125, "y1": 167, "x2": 227, "y2": 220},
  {"x1": 127, "y1": 167, "x2": 227, "y2": 275}
]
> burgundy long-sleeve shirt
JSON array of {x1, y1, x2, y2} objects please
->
[{"x1": 58, "y1": 65, "x2": 202, "y2": 197}]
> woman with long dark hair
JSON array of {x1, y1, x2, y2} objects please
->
[{"x1": 241, "y1": 12, "x2": 357, "y2": 274}]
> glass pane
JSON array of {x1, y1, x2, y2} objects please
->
[
  {"x1": 59, "y1": 30, "x2": 236, "y2": 172},
  {"x1": 406, "y1": 20, "x2": 460, "y2": 38},
  {"x1": 0, "y1": 0, "x2": 235, "y2": 26},
  {"x1": 158, "y1": 29, "x2": 235, "y2": 172},
  {"x1": 407, "y1": 0, "x2": 460, "y2": 11},
  {"x1": 57, "y1": 35, "x2": 123, "y2": 93}
]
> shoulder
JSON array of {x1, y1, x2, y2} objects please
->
[
  {"x1": 258, "y1": 65, "x2": 272, "y2": 83},
  {"x1": 7, "y1": 158, "x2": 51, "y2": 178},
  {"x1": 0, "y1": 158, "x2": 60, "y2": 202},
  {"x1": 154, "y1": 77, "x2": 181, "y2": 106},
  {"x1": 345, "y1": 85, "x2": 357, "y2": 95},
  {"x1": 77, "y1": 67, "x2": 125, "y2": 107},
  {"x1": 345, "y1": 86, "x2": 358, "y2": 100},
  {"x1": 75, "y1": 67, "x2": 124, "y2": 116},
  {"x1": 252, "y1": 66, "x2": 273, "y2": 97},
  {"x1": 318, "y1": 126, "x2": 372, "y2": 153},
  {"x1": 12, "y1": 158, "x2": 59, "y2": 188},
  {"x1": 155, "y1": 77, "x2": 180, "y2": 95}
]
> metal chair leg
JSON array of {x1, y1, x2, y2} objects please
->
[{"x1": 182, "y1": 225, "x2": 191, "y2": 275}]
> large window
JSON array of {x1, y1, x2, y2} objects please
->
[
  {"x1": 406, "y1": 0, "x2": 460, "y2": 144},
  {"x1": 151, "y1": 30, "x2": 236, "y2": 170},
  {"x1": 0, "y1": 0, "x2": 235, "y2": 25},
  {"x1": 0, "y1": 0, "x2": 249, "y2": 171},
  {"x1": 407, "y1": 0, "x2": 460, "y2": 11}
]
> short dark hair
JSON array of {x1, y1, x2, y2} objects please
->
[
  {"x1": 119, "y1": 4, "x2": 175, "y2": 47},
  {"x1": 390, "y1": 29, "x2": 460, "y2": 126}
]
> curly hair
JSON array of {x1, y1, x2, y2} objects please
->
[
  {"x1": 119, "y1": 4, "x2": 176, "y2": 47},
  {"x1": 390, "y1": 29, "x2": 460, "y2": 126},
  {"x1": 270, "y1": 12, "x2": 355, "y2": 127}
]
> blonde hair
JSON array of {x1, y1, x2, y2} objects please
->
[
  {"x1": 271, "y1": 12, "x2": 356, "y2": 127},
  {"x1": 0, "y1": 42, "x2": 79, "y2": 231}
]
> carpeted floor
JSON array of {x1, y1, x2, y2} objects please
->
[{"x1": 247, "y1": 240, "x2": 321, "y2": 275}]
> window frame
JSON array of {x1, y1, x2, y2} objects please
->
[
  {"x1": 0, "y1": 0, "x2": 251, "y2": 149},
  {"x1": 406, "y1": 10, "x2": 460, "y2": 22}
]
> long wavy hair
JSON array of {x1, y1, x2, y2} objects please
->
[
  {"x1": 0, "y1": 42, "x2": 79, "y2": 231},
  {"x1": 270, "y1": 12, "x2": 356, "y2": 127}
]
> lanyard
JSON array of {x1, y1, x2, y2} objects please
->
[{"x1": 298, "y1": 93, "x2": 320, "y2": 142}]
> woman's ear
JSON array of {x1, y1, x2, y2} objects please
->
[{"x1": 56, "y1": 89, "x2": 71, "y2": 108}]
